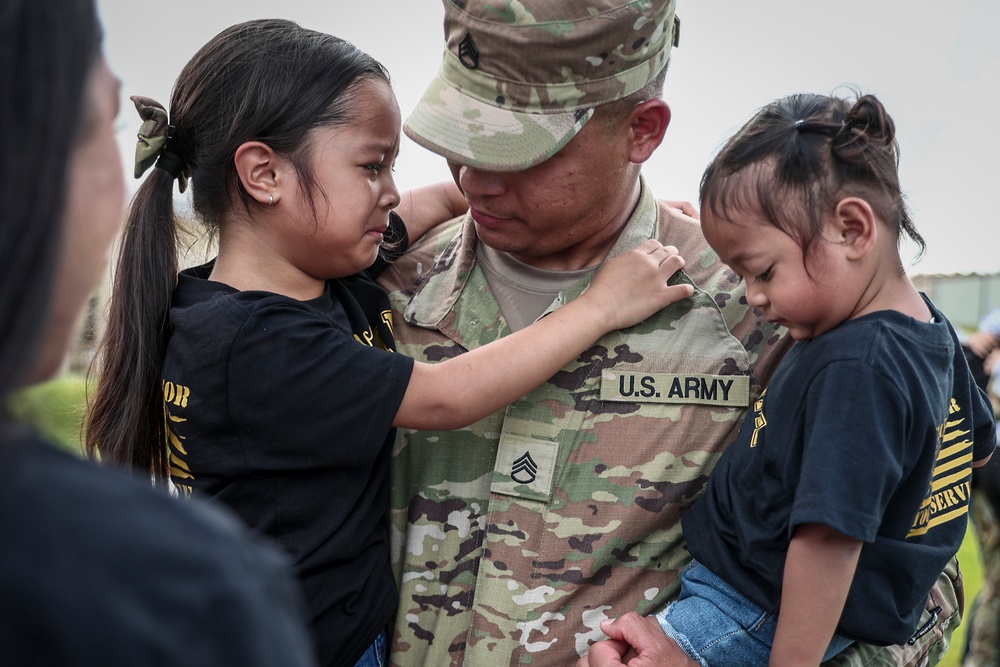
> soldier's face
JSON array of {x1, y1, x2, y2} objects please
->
[{"x1": 447, "y1": 112, "x2": 639, "y2": 271}]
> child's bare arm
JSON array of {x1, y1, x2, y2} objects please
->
[
  {"x1": 770, "y1": 523, "x2": 862, "y2": 667},
  {"x1": 395, "y1": 181, "x2": 468, "y2": 242},
  {"x1": 394, "y1": 240, "x2": 695, "y2": 429}
]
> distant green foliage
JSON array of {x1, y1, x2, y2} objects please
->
[
  {"x1": 943, "y1": 523, "x2": 984, "y2": 667},
  {"x1": 6, "y1": 373, "x2": 90, "y2": 456}
]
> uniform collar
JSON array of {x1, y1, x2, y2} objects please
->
[{"x1": 404, "y1": 176, "x2": 659, "y2": 333}]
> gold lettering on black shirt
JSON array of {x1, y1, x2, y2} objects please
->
[{"x1": 907, "y1": 397, "x2": 974, "y2": 538}]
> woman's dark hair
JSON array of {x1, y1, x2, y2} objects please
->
[
  {"x1": 0, "y1": 0, "x2": 101, "y2": 411},
  {"x1": 85, "y1": 19, "x2": 390, "y2": 481},
  {"x1": 700, "y1": 91, "x2": 925, "y2": 268}
]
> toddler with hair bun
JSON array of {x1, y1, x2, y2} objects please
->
[{"x1": 644, "y1": 92, "x2": 998, "y2": 666}]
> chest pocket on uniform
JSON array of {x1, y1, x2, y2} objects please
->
[{"x1": 491, "y1": 437, "x2": 560, "y2": 503}]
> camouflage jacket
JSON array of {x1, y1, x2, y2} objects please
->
[{"x1": 379, "y1": 183, "x2": 963, "y2": 666}]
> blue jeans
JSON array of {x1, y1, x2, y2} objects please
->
[
  {"x1": 655, "y1": 561, "x2": 853, "y2": 667},
  {"x1": 353, "y1": 629, "x2": 387, "y2": 667}
]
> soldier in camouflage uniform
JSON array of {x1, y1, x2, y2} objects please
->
[{"x1": 378, "y1": 1, "x2": 963, "y2": 665}]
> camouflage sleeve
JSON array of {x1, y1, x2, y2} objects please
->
[{"x1": 822, "y1": 556, "x2": 963, "y2": 667}]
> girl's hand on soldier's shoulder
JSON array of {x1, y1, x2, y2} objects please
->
[{"x1": 584, "y1": 239, "x2": 695, "y2": 332}]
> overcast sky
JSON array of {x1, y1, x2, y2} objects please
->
[{"x1": 97, "y1": 0, "x2": 999, "y2": 277}]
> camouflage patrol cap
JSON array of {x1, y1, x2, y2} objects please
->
[{"x1": 405, "y1": 0, "x2": 679, "y2": 172}]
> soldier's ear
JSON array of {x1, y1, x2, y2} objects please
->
[{"x1": 626, "y1": 99, "x2": 669, "y2": 165}]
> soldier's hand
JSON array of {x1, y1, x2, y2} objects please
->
[
  {"x1": 577, "y1": 613, "x2": 699, "y2": 667},
  {"x1": 666, "y1": 200, "x2": 699, "y2": 219}
]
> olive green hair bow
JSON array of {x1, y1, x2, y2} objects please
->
[{"x1": 131, "y1": 95, "x2": 189, "y2": 193}]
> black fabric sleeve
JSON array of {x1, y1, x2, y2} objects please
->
[{"x1": 791, "y1": 361, "x2": 908, "y2": 542}]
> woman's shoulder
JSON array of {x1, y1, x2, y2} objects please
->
[
  {"x1": 0, "y1": 429, "x2": 314, "y2": 665},
  {"x1": 1, "y1": 431, "x2": 276, "y2": 564}
]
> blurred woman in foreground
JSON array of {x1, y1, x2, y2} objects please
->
[{"x1": 0, "y1": 2, "x2": 316, "y2": 664}]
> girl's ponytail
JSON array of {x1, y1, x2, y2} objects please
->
[{"x1": 85, "y1": 98, "x2": 183, "y2": 483}]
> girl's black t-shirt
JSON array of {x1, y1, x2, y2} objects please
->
[{"x1": 163, "y1": 215, "x2": 414, "y2": 666}]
